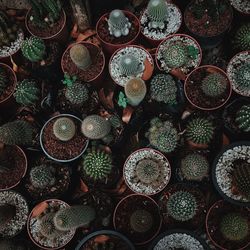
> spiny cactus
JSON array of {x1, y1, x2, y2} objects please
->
[
  {"x1": 30, "y1": 165, "x2": 56, "y2": 189},
  {"x1": 185, "y1": 117, "x2": 215, "y2": 145},
  {"x1": 124, "y1": 78, "x2": 147, "y2": 106},
  {"x1": 54, "y1": 205, "x2": 96, "y2": 231},
  {"x1": 150, "y1": 74, "x2": 177, "y2": 105},
  {"x1": 166, "y1": 191, "x2": 197, "y2": 221},
  {"x1": 70, "y1": 44, "x2": 92, "y2": 70},
  {"x1": 81, "y1": 148, "x2": 113, "y2": 181},
  {"x1": 53, "y1": 117, "x2": 76, "y2": 142},
  {"x1": 107, "y1": 9, "x2": 131, "y2": 38},
  {"x1": 14, "y1": 79, "x2": 40, "y2": 106},
  {"x1": 81, "y1": 115, "x2": 111, "y2": 140},
  {"x1": 130, "y1": 209, "x2": 153, "y2": 233},
  {"x1": 180, "y1": 153, "x2": 209, "y2": 181},
  {"x1": 21, "y1": 36, "x2": 46, "y2": 62},
  {"x1": 0, "y1": 120, "x2": 33, "y2": 145},
  {"x1": 220, "y1": 213, "x2": 249, "y2": 241},
  {"x1": 119, "y1": 54, "x2": 144, "y2": 76},
  {"x1": 236, "y1": 105, "x2": 250, "y2": 132},
  {"x1": 201, "y1": 72, "x2": 227, "y2": 97},
  {"x1": 146, "y1": 118, "x2": 178, "y2": 153},
  {"x1": 234, "y1": 62, "x2": 250, "y2": 92},
  {"x1": 0, "y1": 204, "x2": 16, "y2": 232},
  {"x1": 0, "y1": 68, "x2": 7, "y2": 96},
  {"x1": 232, "y1": 23, "x2": 250, "y2": 51}
]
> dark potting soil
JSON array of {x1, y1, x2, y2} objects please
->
[
  {"x1": 0, "y1": 66, "x2": 15, "y2": 103},
  {"x1": 0, "y1": 145, "x2": 26, "y2": 190},
  {"x1": 97, "y1": 12, "x2": 140, "y2": 44},
  {"x1": 62, "y1": 43, "x2": 104, "y2": 82}
]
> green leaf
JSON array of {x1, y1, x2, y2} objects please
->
[{"x1": 118, "y1": 91, "x2": 128, "y2": 109}]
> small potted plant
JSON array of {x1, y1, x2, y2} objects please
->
[
  {"x1": 123, "y1": 147, "x2": 171, "y2": 196},
  {"x1": 184, "y1": 65, "x2": 232, "y2": 110},
  {"x1": 231, "y1": 23, "x2": 250, "y2": 53},
  {"x1": 229, "y1": 0, "x2": 250, "y2": 16},
  {"x1": 113, "y1": 194, "x2": 162, "y2": 245},
  {"x1": 0, "y1": 190, "x2": 29, "y2": 238},
  {"x1": 96, "y1": 9, "x2": 141, "y2": 54},
  {"x1": 140, "y1": 0, "x2": 182, "y2": 47}
]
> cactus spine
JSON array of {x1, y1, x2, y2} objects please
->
[
  {"x1": 236, "y1": 105, "x2": 250, "y2": 132},
  {"x1": 119, "y1": 54, "x2": 144, "y2": 76},
  {"x1": 53, "y1": 117, "x2": 76, "y2": 142},
  {"x1": 65, "y1": 82, "x2": 89, "y2": 105}
]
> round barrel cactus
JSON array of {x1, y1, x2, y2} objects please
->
[
  {"x1": 232, "y1": 23, "x2": 250, "y2": 51},
  {"x1": 130, "y1": 209, "x2": 153, "y2": 233},
  {"x1": 65, "y1": 82, "x2": 89, "y2": 105},
  {"x1": 53, "y1": 117, "x2": 76, "y2": 142},
  {"x1": 236, "y1": 104, "x2": 250, "y2": 132},
  {"x1": 119, "y1": 54, "x2": 144, "y2": 76},
  {"x1": 39, "y1": 213, "x2": 61, "y2": 239}
]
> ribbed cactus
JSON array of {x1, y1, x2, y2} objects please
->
[
  {"x1": 234, "y1": 63, "x2": 250, "y2": 92},
  {"x1": 53, "y1": 117, "x2": 76, "y2": 142},
  {"x1": 150, "y1": 74, "x2": 177, "y2": 105},
  {"x1": 147, "y1": 0, "x2": 168, "y2": 29},
  {"x1": 119, "y1": 54, "x2": 144, "y2": 76},
  {"x1": 220, "y1": 213, "x2": 249, "y2": 241},
  {"x1": 81, "y1": 115, "x2": 111, "y2": 140},
  {"x1": 232, "y1": 23, "x2": 250, "y2": 51},
  {"x1": 166, "y1": 191, "x2": 197, "y2": 221},
  {"x1": 14, "y1": 79, "x2": 40, "y2": 106},
  {"x1": 236, "y1": 105, "x2": 250, "y2": 132},
  {"x1": 0, "y1": 120, "x2": 33, "y2": 145},
  {"x1": 109, "y1": 115, "x2": 122, "y2": 129},
  {"x1": 81, "y1": 148, "x2": 113, "y2": 181},
  {"x1": 201, "y1": 72, "x2": 227, "y2": 97},
  {"x1": 185, "y1": 117, "x2": 215, "y2": 145},
  {"x1": 54, "y1": 205, "x2": 96, "y2": 231},
  {"x1": 21, "y1": 36, "x2": 46, "y2": 62},
  {"x1": 0, "y1": 204, "x2": 16, "y2": 232},
  {"x1": 130, "y1": 209, "x2": 153, "y2": 233},
  {"x1": 124, "y1": 78, "x2": 147, "y2": 106},
  {"x1": 107, "y1": 9, "x2": 131, "y2": 38},
  {"x1": 0, "y1": 68, "x2": 7, "y2": 96},
  {"x1": 29, "y1": 165, "x2": 56, "y2": 189},
  {"x1": 180, "y1": 153, "x2": 209, "y2": 181},
  {"x1": 69, "y1": 44, "x2": 92, "y2": 70}
]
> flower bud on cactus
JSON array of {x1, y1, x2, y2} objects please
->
[
  {"x1": 65, "y1": 82, "x2": 89, "y2": 105},
  {"x1": 130, "y1": 209, "x2": 153, "y2": 233},
  {"x1": 236, "y1": 104, "x2": 250, "y2": 132},
  {"x1": 119, "y1": 54, "x2": 144, "y2": 76},
  {"x1": 70, "y1": 44, "x2": 92, "y2": 70},
  {"x1": 0, "y1": 68, "x2": 7, "y2": 96},
  {"x1": 232, "y1": 23, "x2": 250, "y2": 51},
  {"x1": 234, "y1": 63, "x2": 250, "y2": 92},
  {"x1": 0, "y1": 204, "x2": 16, "y2": 232},
  {"x1": 53, "y1": 117, "x2": 76, "y2": 142}
]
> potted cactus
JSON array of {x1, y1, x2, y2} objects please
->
[
  {"x1": 40, "y1": 114, "x2": 89, "y2": 162},
  {"x1": 229, "y1": 0, "x2": 250, "y2": 16},
  {"x1": 113, "y1": 194, "x2": 162, "y2": 245},
  {"x1": 96, "y1": 9, "x2": 141, "y2": 54},
  {"x1": 140, "y1": 0, "x2": 182, "y2": 47}
]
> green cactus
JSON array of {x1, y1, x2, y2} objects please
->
[
  {"x1": 119, "y1": 54, "x2": 144, "y2": 76},
  {"x1": 70, "y1": 44, "x2": 92, "y2": 70},
  {"x1": 180, "y1": 153, "x2": 209, "y2": 181},
  {"x1": 150, "y1": 74, "x2": 177, "y2": 105},
  {"x1": 81, "y1": 115, "x2": 111, "y2": 140},
  {"x1": 54, "y1": 205, "x2": 96, "y2": 231},
  {"x1": 21, "y1": 36, "x2": 46, "y2": 62},
  {"x1": 0, "y1": 240, "x2": 26, "y2": 250},
  {"x1": 166, "y1": 191, "x2": 197, "y2": 222},
  {"x1": 0, "y1": 120, "x2": 33, "y2": 145},
  {"x1": 107, "y1": 9, "x2": 131, "y2": 38},
  {"x1": 185, "y1": 117, "x2": 215, "y2": 145},
  {"x1": 236, "y1": 105, "x2": 250, "y2": 132},
  {"x1": 220, "y1": 213, "x2": 249, "y2": 241},
  {"x1": 62, "y1": 73, "x2": 77, "y2": 87},
  {"x1": 53, "y1": 117, "x2": 76, "y2": 142},
  {"x1": 0, "y1": 204, "x2": 16, "y2": 232},
  {"x1": 232, "y1": 23, "x2": 250, "y2": 51},
  {"x1": 0, "y1": 68, "x2": 7, "y2": 96},
  {"x1": 130, "y1": 209, "x2": 153, "y2": 233},
  {"x1": 109, "y1": 115, "x2": 122, "y2": 128},
  {"x1": 124, "y1": 78, "x2": 147, "y2": 106},
  {"x1": 14, "y1": 79, "x2": 40, "y2": 106},
  {"x1": 30, "y1": 165, "x2": 56, "y2": 189},
  {"x1": 234, "y1": 63, "x2": 250, "y2": 92}
]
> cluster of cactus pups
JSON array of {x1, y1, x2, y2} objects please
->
[
  {"x1": 234, "y1": 62, "x2": 250, "y2": 92},
  {"x1": 0, "y1": 68, "x2": 7, "y2": 96},
  {"x1": 70, "y1": 44, "x2": 92, "y2": 70}
]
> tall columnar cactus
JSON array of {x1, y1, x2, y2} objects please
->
[
  {"x1": 166, "y1": 191, "x2": 197, "y2": 221},
  {"x1": 150, "y1": 74, "x2": 177, "y2": 104},
  {"x1": 185, "y1": 117, "x2": 215, "y2": 145},
  {"x1": 130, "y1": 209, "x2": 153, "y2": 233},
  {"x1": 21, "y1": 36, "x2": 46, "y2": 62},
  {"x1": 201, "y1": 72, "x2": 227, "y2": 97},
  {"x1": 107, "y1": 9, "x2": 131, "y2": 38},
  {"x1": 81, "y1": 115, "x2": 111, "y2": 140},
  {"x1": 54, "y1": 205, "x2": 96, "y2": 231},
  {"x1": 234, "y1": 63, "x2": 250, "y2": 92},
  {"x1": 14, "y1": 79, "x2": 40, "y2": 106},
  {"x1": 69, "y1": 44, "x2": 92, "y2": 70},
  {"x1": 65, "y1": 82, "x2": 89, "y2": 105},
  {"x1": 53, "y1": 117, "x2": 76, "y2": 142},
  {"x1": 30, "y1": 165, "x2": 56, "y2": 189},
  {"x1": 119, "y1": 54, "x2": 144, "y2": 76},
  {"x1": 124, "y1": 78, "x2": 147, "y2": 106},
  {"x1": 236, "y1": 105, "x2": 250, "y2": 132},
  {"x1": 0, "y1": 204, "x2": 16, "y2": 232},
  {"x1": 0, "y1": 68, "x2": 7, "y2": 96},
  {"x1": 0, "y1": 120, "x2": 33, "y2": 145},
  {"x1": 220, "y1": 213, "x2": 249, "y2": 241},
  {"x1": 81, "y1": 148, "x2": 113, "y2": 181},
  {"x1": 232, "y1": 23, "x2": 250, "y2": 51}
]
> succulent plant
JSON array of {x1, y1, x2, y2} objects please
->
[
  {"x1": 201, "y1": 72, "x2": 227, "y2": 97},
  {"x1": 232, "y1": 23, "x2": 250, "y2": 51},
  {"x1": 30, "y1": 164, "x2": 56, "y2": 189},
  {"x1": 150, "y1": 74, "x2": 177, "y2": 104},
  {"x1": 109, "y1": 115, "x2": 122, "y2": 128},
  {"x1": 119, "y1": 54, "x2": 144, "y2": 76},
  {"x1": 130, "y1": 209, "x2": 153, "y2": 233},
  {"x1": 21, "y1": 36, "x2": 46, "y2": 62},
  {"x1": 166, "y1": 191, "x2": 197, "y2": 221},
  {"x1": 180, "y1": 153, "x2": 209, "y2": 181},
  {"x1": 0, "y1": 68, "x2": 7, "y2": 96},
  {"x1": 70, "y1": 44, "x2": 92, "y2": 70},
  {"x1": 14, "y1": 79, "x2": 40, "y2": 106},
  {"x1": 107, "y1": 9, "x2": 131, "y2": 38},
  {"x1": 236, "y1": 105, "x2": 250, "y2": 132},
  {"x1": 220, "y1": 213, "x2": 249, "y2": 241},
  {"x1": 53, "y1": 117, "x2": 76, "y2": 142},
  {"x1": 81, "y1": 115, "x2": 111, "y2": 140},
  {"x1": 124, "y1": 78, "x2": 147, "y2": 106},
  {"x1": 118, "y1": 91, "x2": 128, "y2": 108},
  {"x1": 234, "y1": 62, "x2": 250, "y2": 92},
  {"x1": 185, "y1": 117, "x2": 215, "y2": 145},
  {"x1": 0, "y1": 120, "x2": 33, "y2": 145},
  {"x1": 0, "y1": 204, "x2": 16, "y2": 232},
  {"x1": 81, "y1": 148, "x2": 113, "y2": 181},
  {"x1": 54, "y1": 205, "x2": 96, "y2": 231}
]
